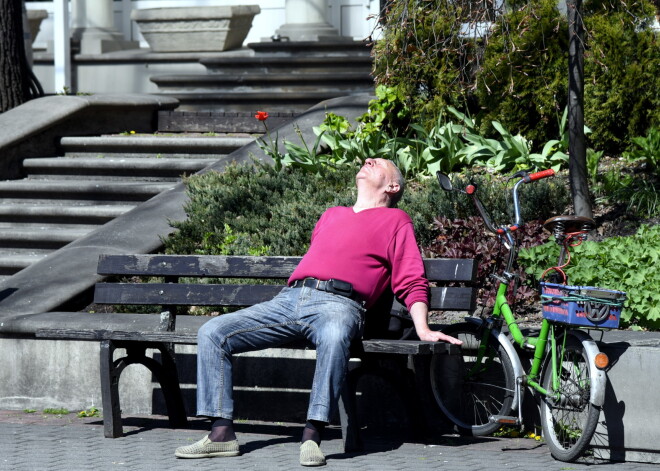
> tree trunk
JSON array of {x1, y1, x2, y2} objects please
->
[
  {"x1": 567, "y1": 0, "x2": 593, "y2": 218},
  {"x1": 0, "y1": 0, "x2": 32, "y2": 113}
]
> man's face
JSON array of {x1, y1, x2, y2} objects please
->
[{"x1": 356, "y1": 158, "x2": 398, "y2": 192}]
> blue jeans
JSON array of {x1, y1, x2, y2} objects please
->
[{"x1": 196, "y1": 286, "x2": 365, "y2": 423}]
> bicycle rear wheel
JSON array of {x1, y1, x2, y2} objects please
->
[
  {"x1": 540, "y1": 334, "x2": 600, "y2": 461},
  {"x1": 431, "y1": 322, "x2": 515, "y2": 436}
]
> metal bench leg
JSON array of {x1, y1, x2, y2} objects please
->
[
  {"x1": 100, "y1": 340, "x2": 123, "y2": 438},
  {"x1": 154, "y1": 344, "x2": 188, "y2": 428},
  {"x1": 338, "y1": 364, "x2": 363, "y2": 452}
]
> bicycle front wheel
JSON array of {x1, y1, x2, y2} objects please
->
[
  {"x1": 540, "y1": 334, "x2": 600, "y2": 462},
  {"x1": 431, "y1": 322, "x2": 515, "y2": 436}
]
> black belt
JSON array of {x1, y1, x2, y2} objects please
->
[{"x1": 290, "y1": 278, "x2": 362, "y2": 304}]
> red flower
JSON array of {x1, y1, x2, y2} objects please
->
[{"x1": 255, "y1": 111, "x2": 269, "y2": 121}]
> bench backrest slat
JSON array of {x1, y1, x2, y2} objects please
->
[
  {"x1": 97, "y1": 254, "x2": 301, "y2": 278},
  {"x1": 97, "y1": 254, "x2": 477, "y2": 283},
  {"x1": 94, "y1": 283, "x2": 286, "y2": 307}
]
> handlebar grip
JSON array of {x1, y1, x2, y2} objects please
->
[{"x1": 524, "y1": 169, "x2": 555, "y2": 183}]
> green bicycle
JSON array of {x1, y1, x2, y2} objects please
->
[{"x1": 433, "y1": 170, "x2": 625, "y2": 462}]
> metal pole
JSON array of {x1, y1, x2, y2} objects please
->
[{"x1": 53, "y1": 0, "x2": 71, "y2": 93}]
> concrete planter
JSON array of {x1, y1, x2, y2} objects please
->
[
  {"x1": 27, "y1": 9, "x2": 48, "y2": 44},
  {"x1": 131, "y1": 5, "x2": 260, "y2": 52}
]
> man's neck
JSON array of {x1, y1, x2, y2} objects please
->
[{"x1": 352, "y1": 197, "x2": 389, "y2": 212}]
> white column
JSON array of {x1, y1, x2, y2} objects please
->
[
  {"x1": 53, "y1": 0, "x2": 71, "y2": 92},
  {"x1": 275, "y1": 0, "x2": 341, "y2": 41},
  {"x1": 71, "y1": 0, "x2": 137, "y2": 54}
]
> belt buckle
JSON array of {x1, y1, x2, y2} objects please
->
[{"x1": 314, "y1": 279, "x2": 321, "y2": 290}]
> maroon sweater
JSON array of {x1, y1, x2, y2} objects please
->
[{"x1": 288, "y1": 206, "x2": 429, "y2": 310}]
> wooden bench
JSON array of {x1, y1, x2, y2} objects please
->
[{"x1": 36, "y1": 254, "x2": 477, "y2": 451}]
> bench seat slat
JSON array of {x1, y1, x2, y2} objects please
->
[
  {"x1": 93, "y1": 283, "x2": 286, "y2": 306},
  {"x1": 34, "y1": 329, "x2": 460, "y2": 355}
]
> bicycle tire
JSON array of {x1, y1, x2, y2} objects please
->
[
  {"x1": 431, "y1": 322, "x2": 516, "y2": 436},
  {"x1": 540, "y1": 333, "x2": 600, "y2": 462}
]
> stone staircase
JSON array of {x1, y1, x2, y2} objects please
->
[
  {"x1": 0, "y1": 133, "x2": 253, "y2": 281},
  {"x1": 151, "y1": 40, "x2": 374, "y2": 112}
]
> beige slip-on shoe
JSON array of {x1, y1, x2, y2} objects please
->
[
  {"x1": 300, "y1": 440, "x2": 326, "y2": 466},
  {"x1": 174, "y1": 435, "x2": 240, "y2": 459}
]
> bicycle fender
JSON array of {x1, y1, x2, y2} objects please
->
[
  {"x1": 464, "y1": 318, "x2": 525, "y2": 412},
  {"x1": 567, "y1": 330, "x2": 607, "y2": 407}
]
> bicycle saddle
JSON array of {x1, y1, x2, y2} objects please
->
[{"x1": 543, "y1": 215, "x2": 596, "y2": 235}]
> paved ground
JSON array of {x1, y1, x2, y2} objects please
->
[{"x1": 0, "y1": 410, "x2": 658, "y2": 471}]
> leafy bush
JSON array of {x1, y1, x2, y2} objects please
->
[
  {"x1": 582, "y1": 4, "x2": 660, "y2": 152},
  {"x1": 519, "y1": 224, "x2": 660, "y2": 330},
  {"x1": 434, "y1": 173, "x2": 571, "y2": 224},
  {"x1": 372, "y1": 0, "x2": 659, "y2": 154},
  {"x1": 423, "y1": 216, "x2": 549, "y2": 308},
  {"x1": 372, "y1": 0, "x2": 480, "y2": 123},
  {"x1": 165, "y1": 162, "x2": 570, "y2": 257},
  {"x1": 476, "y1": 0, "x2": 569, "y2": 146},
  {"x1": 588, "y1": 128, "x2": 660, "y2": 219},
  {"x1": 623, "y1": 126, "x2": 660, "y2": 172},
  {"x1": 165, "y1": 163, "x2": 358, "y2": 256},
  {"x1": 266, "y1": 107, "x2": 576, "y2": 180}
]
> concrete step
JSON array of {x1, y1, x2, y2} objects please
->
[
  {"x1": 200, "y1": 55, "x2": 373, "y2": 75},
  {"x1": 0, "y1": 226, "x2": 94, "y2": 248},
  {"x1": 247, "y1": 40, "x2": 372, "y2": 57},
  {"x1": 150, "y1": 72, "x2": 375, "y2": 93},
  {"x1": 0, "y1": 251, "x2": 49, "y2": 277},
  {"x1": 59, "y1": 135, "x2": 253, "y2": 158},
  {"x1": 160, "y1": 90, "x2": 369, "y2": 113},
  {"x1": 23, "y1": 157, "x2": 214, "y2": 180},
  {"x1": 0, "y1": 204, "x2": 136, "y2": 224},
  {"x1": 0, "y1": 179, "x2": 174, "y2": 202}
]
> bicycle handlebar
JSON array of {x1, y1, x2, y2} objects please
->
[
  {"x1": 524, "y1": 169, "x2": 555, "y2": 183},
  {"x1": 459, "y1": 169, "x2": 555, "y2": 236}
]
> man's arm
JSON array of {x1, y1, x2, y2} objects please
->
[{"x1": 409, "y1": 302, "x2": 463, "y2": 345}]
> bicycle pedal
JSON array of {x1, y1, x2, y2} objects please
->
[{"x1": 489, "y1": 415, "x2": 520, "y2": 425}]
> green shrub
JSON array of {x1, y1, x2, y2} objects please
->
[
  {"x1": 165, "y1": 163, "x2": 570, "y2": 256},
  {"x1": 589, "y1": 128, "x2": 660, "y2": 219},
  {"x1": 476, "y1": 0, "x2": 569, "y2": 146},
  {"x1": 623, "y1": 126, "x2": 660, "y2": 172},
  {"x1": 165, "y1": 163, "x2": 357, "y2": 256},
  {"x1": 372, "y1": 0, "x2": 478, "y2": 125},
  {"x1": 372, "y1": 0, "x2": 659, "y2": 155},
  {"x1": 582, "y1": 3, "x2": 660, "y2": 152},
  {"x1": 519, "y1": 224, "x2": 660, "y2": 330}
]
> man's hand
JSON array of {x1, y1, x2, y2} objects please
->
[
  {"x1": 416, "y1": 328, "x2": 463, "y2": 345},
  {"x1": 409, "y1": 302, "x2": 464, "y2": 345}
]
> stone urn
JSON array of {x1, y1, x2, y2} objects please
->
[{"x1": 131, "y1": 5, "x2": 261, "y2": 52}]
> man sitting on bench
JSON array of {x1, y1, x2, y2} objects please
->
[{"x1": 174, "y1": 158, "x2": 462, "y2": 466}]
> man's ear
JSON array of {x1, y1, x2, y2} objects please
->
[{"x1": 386, "y1": 182, "x2": 400, "y2": 194}]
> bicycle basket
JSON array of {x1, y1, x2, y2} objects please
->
[{"x1": 540, "y1": 282, "x2": 626, "y2": 329}]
